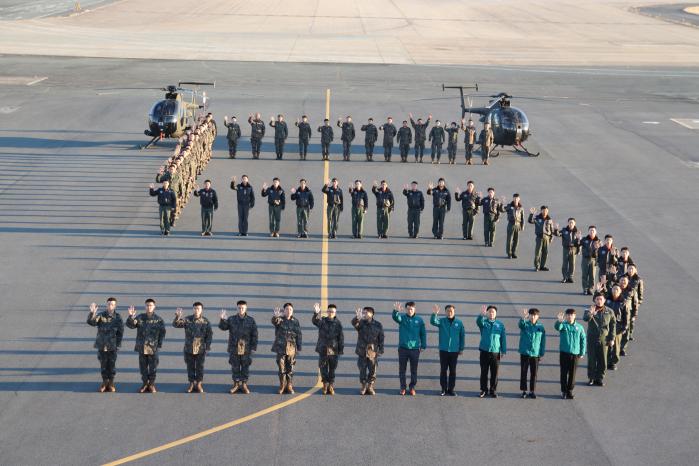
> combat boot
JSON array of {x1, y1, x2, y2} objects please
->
[
  {"x1": 148, "y1": 383, "x2": 157, "y2": 393},
  {"x1": 327, "y1": 384, "x2": 335, "y2": 396},
  {"x1": 196, "y1": 381, "x2": 204, "y2": 393},
  {"x1": 322, "y1": 383, "x2": 328, "y2": 395},
  {"x1": 230, "y1": 382, "x2": 240, "y2": 394},
  {"x1": 278, "y1": 376, "x2": 287, "y2": 394},
  {"x1": 107, "y1": 379, "x2": 116, "y2": 392},
  {"x1": 359, "y1": 383, "x2": 367, "y2": 395},
  {"x1": 187, "y1": 382, "x2": 195, "y2": 393},
  {"x1": 241, "y1": 382, "x2": 250, "y2": 394},
  {"x1": 138, "y1": 383, "x2": 149, "y2": 393},
  {"x1": 367, "y1": 383, "x2": 376, "y2": 396},
  {"x1": 98, "y1": 379, "x2": 107, "y2": 393},
  {"x1": 286, "y1": 379, "x2": 295, "y2": 394}
]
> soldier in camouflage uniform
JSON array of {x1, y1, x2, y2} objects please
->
[
  {"x1": 454, "y1": 181, "x2": 478, "y2": 240},
  {"x1": 271, "y1": 303, "x2": 302, "y2": 394},
  {"x1": 219, "y1": 300, "x2": 258, "y2": 394},
  {"x1": 352, "y1": 306, "x2": 384, "y2": 395},
  {"x1": 312, "y1": 303, "x2": 345, "y2": 395},
  {"x1": 173, "y1": 302, "x2": 213, "y2": 393},
  {"x1": 87, "y1": 297, "x2": 124, "y2": 392},
  {"x1": 583, "y1": 293, "x2": 616, "y2": 386},
  {"x1": 126, "y1": 298, "x2": 166, "y2": 393}
]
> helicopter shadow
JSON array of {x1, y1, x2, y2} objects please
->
[{"x1": 0, "y1": 136, "x2": 150, "y2": 150}]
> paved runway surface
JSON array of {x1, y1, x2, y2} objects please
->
[{"x1": 0, "y1": 57, "x2": 698, "y2": 465}]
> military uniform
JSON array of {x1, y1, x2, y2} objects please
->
[
  {"x1": 126, "y1": 312, "x2": 166, "y2": 388},
  {"x1": 528, "y1": 212, "x2": 556, "y2": 270},
  {"x1": 505, "y1": 202, "x2": 525, "y2": 258},
  {"x1": 556, "y1": 226, "x2": 581, "y2": 282},
  {"x1": 445, "y1": 126, "x2": 459, "y2": 164},
  {"x1": 428, "y1": 125, "x2": 445, "y2": 163},
  {"x1": 295, "y1": 121, "x2": 312, "y2": 160},
  {"x1": 337, "y1": 121, "x2": 356, "y2": 161},
  {"x1": 580, "y1": 235, "x2": 600, "y2": 294},
  {"x1": 290, "y1": 187, "x2": 314, "y2": 237},
  {"x1": 173, "y1": 314, "x2": 213, "y2": 385},
  {"x1": 219, "y1": 314, "x2": 258, "y2": 386},
  {"x1": 312, "y1": 313, "x2": 344, "y2": 391},
  {"x1": 372, "y1": 186, "x2": 394, "y2": 238},
  {"x1": 149, "y1": 186, "x2": 176, "y2": 235},
  {"x1": 193, "y1": 187, "x2": 218, "y2": 235},
  {"x1": 349, "y1": 187, "x2": 369, "y2": 238},
  {"x1": 231, "y1": 181, "x2": 255, "y2": 236},
  {"x1": 598, "y1": 245, "x2": 618, "y2": 283},
  {"x1": 478, "y1": 196, "x2": 505, "y2": 247},
  {"x1": 261, "y1": 185, "x2": 286, "y2": 236},
  {"x1": 317, "y1": 124, "x2": 334, "y2": 160},
  {"x1": 403, "y1": 188, "x2": 425, "y2": 238},
  {"x1": 623, "y1": 272, "x2": 644, "y2": 348},
  {"x1": 87, "y1": 310, "x2": 124, "y2": 389},
  {"x1": 270, "y1": 120, "x2": 288, "y2": 159},
  {"x1": 583, "y1": 305, "x2": 616, "y2": 384},
  {"x1": 396, "y1": 126, "x2": 412, "y2": 162},
  {"x1": 271, "y1": 315, "x2": 302, "y2": 393},
  {"x1": 360, "y1": 122, "x2": 378, "y2": 161},
  {"x1": 379, "y1": 122, "x2": 397, "y2": 161},
  {"x1": 248, "y1": 117, "x2": 266, "y2": 159},
  {"x1": 461, "y1": 123, "x2": 478, "y2": 163},
  {"x1": 605, "y1": 294, "x2": 630, "y2": 368},
  {"x1": 352, "y1": 316, "x2": 384, "y2": 392},
  {"x1": 410, "y1": 117, "x2": 430, "y2": 162},
  {"x1": 321, "y1": 184, "x2": 343, "y2": 238},
  {"x1": 479, "y1": 127, "x2": 494, "y2": 163},
  {"x1": 427, "y1": 186, "x2": 451, "y2": 239},
  {"x1": 224, "y1": 120, "x2": 241, "y2": 158},
  {"x1": 455, "y1": 189, "x2": 479, "y2": 240}
]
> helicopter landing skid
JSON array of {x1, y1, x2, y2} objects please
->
[
  {"x1": 514, "y1": 143, "x2": 540, "y2": 157},
  {"x1": 139, "y1": 136, "x2": 159, "y2": 150}
]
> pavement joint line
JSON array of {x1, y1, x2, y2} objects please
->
[
  {"x1": 670, "y1": 118, "x2": 699, "y2": 129},
  {"x1": 25, "y1": 76, "x2": 47, "y2": 86}
]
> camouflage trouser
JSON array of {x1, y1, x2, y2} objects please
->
[
  {"x1": 319, "y1": 354, "x2": 339, "y2": 383},
  {"x1": 462, "y1": 210, "x2": 475, "y2": 239},
  {"x1": 296, "y1": 207, "x2": 310, "y2": 236},
  {"x1": 229, "y1": 353, "x2": 252, "y2": 382},
  {"x1": 97, "y1": 350, "x2": 117, "y2": 379},
  {"x1": 377, "y1": 208, "x2": 390, "y2": 236},
  {"x1": 534, "y1": 236, "x2": 551, "y2": 269},
  {"x1": 581, "y1": 257, "x2": 597, "y2": 293},
  {"x1": 407, "y1": 208, "x2": 420, "y2": 238},
  {"x1": 358, "y1": 356, "x2": 378, "y2": 384},
  {"x1": 138, "y1": 353, "x2": 159, "y2": 384},
  {"x1": 276, "y1": 354, "x2": 296, "y2": 379},
  {"x1": 506, "y1": 224, "x2": 521, "y2": 256},
  {"x1": 587, "y1": 339, "x2": 608, "y2": 381},
  {"x1": 184, "y1": 352, "x2": 206, "y2": 382},
  {"x1": 351, "y1": 207, "x2": 365, "y2": 237},
  {"x1": 562, "y1": 248, "x2": 577, "y2": 280}
]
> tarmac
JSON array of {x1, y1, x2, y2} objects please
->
[{"x1": 0, "y1": 56, "x2": 698, "y2": 465}]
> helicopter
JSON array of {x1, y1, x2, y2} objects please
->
[{"x1": 442, "y1": 84, "x2": 540, "y2": 157}]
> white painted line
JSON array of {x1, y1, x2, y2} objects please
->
[
  {"x1": 671, "y1": 118, "x2": 699, "y2": 130},
  {"x1": 642, "y1": 121, "x2": 659, "y2": 124},
  {"x1": 685, "y1": 161, "x2": 699, "y2": 169},
  {"x1": 26, "y1": 77, "x2": 47, "y2": 86},
  {"x1": 0, "y1": 106, "x2": 19, "y2": 114}
]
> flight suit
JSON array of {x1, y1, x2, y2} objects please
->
[
  {"x1": 219, "y1": 314, "x2": 258, "y2": 384},
  {"x1": 606, "y1": 295, "x2": 630, "y2": 367},
  {"x1": 396, "y1": 126, "x2": 412, "y2": 162},
  {"x1": 410, "y1": 117, "x2": 430, "y2": 161},
  {"x1": 261, "y1": 186, "x2": 286, "y2": 235},
  {"x1": 321, "y1": 184, "x2": 343, "y2": 238},
  {"x1": 231, "y1": 182, "x2": 255, "y2": 235},
  {"x1": 248, "y1": 117, "x2": 265, "y2": 159},
  {"x1": 149, "y1": 186, "x2": 176, "y2": 234},
  {"x1": 270, "y1": 120, "x2": 288, "y2": 159},
  {"x1": 479, "y1": 196, "x2": 504, "y2": 247},
  {"x1": 461, "y1": 123, "x2": 478, "y2": 163},
  {"x1": 623, "y1": 273, "x2": 644, "y2": 348},
  {"x1": 271, "y1": 316, "x2": 302, "y2": 389},
  {"x1": 295, "y1": 121, "x2": 312, "y2": 159},
  {"x1": 379, "y1": 123, "x2": 397, "y2": 161},
  {"x1": 455, "y1": 190, "x2": 479, "y2": 240},
  {"x1": 583, "y1": 306, "x2": 616, "y2": 383},
  {"x1": 372, "y1": 186, "x2": 394, "y2": 237},
  {"x1": 317, "y1": 125, "x2": 334, "y2": 160},
  {"x1": 445, "y1": 126, "x2": 459, "y2": 163},
  {"x1": 224, "y1": 121, "x2": 241, "y2": 158},
  {"x1": 479, "y1": 127, "x2": 494, "y2": 162},
  {"x1": 580, "y1": 236, "x2": 600, "y2": 294},
  {"x1": 349, "y1": 187, "x2": 369, "y2": 238},
  {"x1": 193, "y1": 187, "x2": 218, "y2": 235},
  {"x1": 403, "y1": 189, "x2": 425, "y2": 238},
  {"x1": 556, "y1": 226, "x2": 581, "y2": 281},
  {"x1": 427, "y1": 186, "x2": 451, "y2": 238},
  {"x1": 290, "y1": 187, "x2": 314, "y2": 237},
  {"x1": 360, "y1": 123, "x2": 378, "y2": 160},
  {"x1": 528, "y1": 213, "x2": 556, "y2": 270},
  {"x1": 429, "y1": 126, "x2": 445, "y2": 162},
  {"x1": 337, "y1": 121, "x2": 356, "y2": 161}
]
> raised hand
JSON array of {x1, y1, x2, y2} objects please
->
[
  {"x1": 428, "y1": 114, "x2": 432, "y2": 119},
  {"x1": 432, "y1": 304, "x2": 440, "y2": 314},
  {"x1": 175, "y1": 307, "x2": 183, "y2": 319},
  {"x1": 403, "y1": 183, "x2": 409, "y2": 190},
  {"x1": 290, "y1": 187, "x2": 296, "y2": 194},
  {"x1": 89, "y1": 303, "x2": 98, "y2": 315},
  {"x1": 554, "y1": 223, "x2": 560, "y2": 231},
  {"x1": 355, "y1": 307, "x2": 363, "y2": 320},
  {"x1": 393, "y1": 301, "x2": 403, "y2": 312},
  {"x1": 224, "y1": 115, "x2": 228, "y2": 123},
  {"x1": 158, "y1": 166, "x2": 165, "y2": 175},
  {"x1": 428, "y1": 182, "x2": 434, "y2": 190},
  {"x1": 149, "y1": 183, "x2": 155, "y2": 190},
  {"x1": 589, "y1": 305, "x2": 597, "y2": 316},
  {"x1": 128, "y1": 306, "x2": 136, "y2": 317},
  {"x1": 262, "y1": 182, "x2": 268, "y2": 190},
  {"x1": 313, "y1": 302, "x2": 321, "y2": 314},
  {"x1": 499, "y1": 196, "x2": 507, "y2": 205},
  {"x1": 521, "y1": 308, "x2": 529, "y2": 320},
  {"x1": 480, "y1": 305, "x2": 487, "y2": 316},
  {"x1": 557, "y1": 311, "x2": 565, "y2": 322},
  {"x1": 231, "y1": 176, "x2": 237, "y2": 184},
  {"x1": 455, "y1": 186, "x2": 461, "y2": 194},
  {"x1": 220, "y1": 309, "x2": 227, "y2": 320},
  {"x1": 373, "y1": 180, "x2": 379, "y2": 188},
  {"x1": 476, "y1": 191, "x2": 482, "y2": 198},
  {"x1": 409, "y1": 112, "x2": 413, "y2": 118},
  {"x1": 273, "y1": 306, "x2": 282, "y2": 318},
  {"x1": 529, "y1": 207, "x2": 537, "y2": 214}
]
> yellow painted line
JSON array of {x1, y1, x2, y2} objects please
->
[
  {"x1": 102, "y1": 90, "x2": 334, "y2": 466},
  {"x1": 684, "y1": 6, "x2": 699, "y2": 16}
]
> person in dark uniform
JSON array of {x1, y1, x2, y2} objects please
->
[
  {"x1": 87, "y1": 298, "x2": 124, "y2": 392},
  {"x1": 173, "y1": 302, "x2": 213, "y2": 393},
  {"x1": 555, "y1": 217, "x2": 582, "y2": 283},
  {"x1": 616, "y1": 247, "x2": 635, "y2": 278},
  {"x1": 409, "y1": 113, "x2": 431, "y2": 162},
  {"x1": 554, "y1": 308, "x2": 586, "y2": 399},
  {"x1": 352, "y1": 306, "x2": 384, "y2": 395},
  {"x1": 597, "y1": 235, "x2": 619, "y2": 285},
  {"x1": 337, "y1": 116, "x2": 356, "y2": 161},
  {"x1": 295, "y1": 115, "x2": 312, "y2": 160},
  {"x1": 580, "y1": 226, "x2": 601, "y2": 295},
  {"x1": 479, "y1": 121, "x2": 494, "y2": 165},
  {"x1": 261, "y1": 177, "x2": 286, "y2": 238},
  {"x1": 149, "y1": 180, "x2": 176, "y2": 236},
  {"x1": 193, "y1": 179, "x2": 218, "y2": 236},
  {"x1": 477, "y1": 187, "x2": 505, "y2": 247},
  {"x1": 605, "y1": 283, "x2": 630, "y2": 370},
  {"x1": 392, "y1": 301, "x2": 427, "y2": 396},
  {"x1": 454, "y1": 181, "x2": 479, "y2": 240},
  {"x1": 623, "y1": 264, "x2": 644, "y2": 351},
  {"x1": 372, "y1": 180, "x2": 394, "y2": 239},
  {"x1": 445, "y1": 122, "x2": 459, "y2": 164},
  {"x1": 348, "y1": 179, "x2": 369, "y2": 239},
  {"x1": 528, "y1": 205, "x2": 557, "y2": 271},
  {"x1": 290, "y1": 179, "x2": 314, "y2": 238},
  {"x1": 505, "y1": 193, "x2": 525, "y2": 258},
  {"x1": 402, "y1": 181, "x2": 425, "y2": 238},
  {"x1": 476, "y1": 305, "x2": 507, "y2": 398},
  {"x1": 360, "y1": 117, "x2": 378, "y2": 161},
  {"x1": 219, "y1": 300, "x2": 258, "y2": 394},
  {"x1": 321, "y1": 178, "x2": 343, "y2": 239},
  {"x1": 427, "y1": 178, "x2": 451, "y2": 239},
  {"x1": 126, "y1": 298, "x2": 166, "y2": 393},
  {"x1": 269, "y1": 114, "x2": 288, "y2": 160},
  {"x1": 395, "y1": 120, "x2": 412, "y2": 163},
  {"x1": 430, "y1": 304, "x2": 466, "y2": 396},
  {"x1": 517, "y1": 308, "x2": 545, "y2": 399},
  {"x1": 223, "y1": 115, "x2": 241, "y2": 158},
  {"x1": 317, "y1": 119, "x2": 334, "y2": 161},
  {"x1": 461, "y1": 118, "x2": 478, "y2": 164},
  {"x1": 379, "y1": 117, "x2": 397, "y2": 162},
  {"x1": 312, "y1": 303, "x2": 344, "y2": 395},
  {"x1": 428, "y1": 120, "x2": 445, "y2": 164},
  {"x1": 583, "y1": 292, "x2": 616, "y2": 386},
  {"x1": 230, "y1": 175, "x2": 255, "y2": 236},
  {"x1": 271, "y1": 303, "x2": 302, "y2": 394},
  {"x1": 248, "y1": 113, "x2": 265, "y2": 159}
]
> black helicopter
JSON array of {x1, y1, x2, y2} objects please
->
[{"x1": 443, "y1": 84, "x2": 539, "y2": 157}]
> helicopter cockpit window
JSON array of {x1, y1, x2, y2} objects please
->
[{"x1": 150, "y1": 100, "x2": 178, "y2": 118}]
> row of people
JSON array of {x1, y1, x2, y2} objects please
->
[
  {"x1": 85, "y1": 291, "x2": 639, "y2": 399},
  {"x1": 223, "y1": 114, "x2": 494, "y2": 164},
  {"x1": 149, "y1": 114, "x2": 217, "y2": 235}
]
